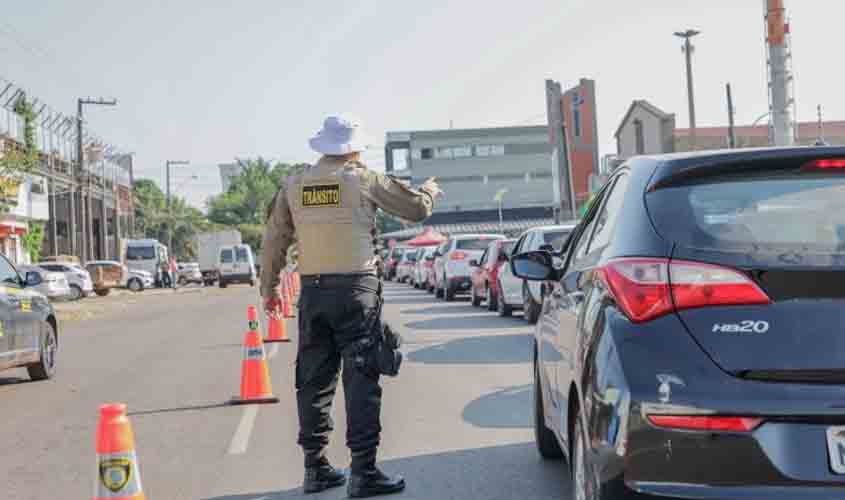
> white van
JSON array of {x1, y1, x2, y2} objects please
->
[
  {"x1": 217, "y1": 244, "x2": 256, "y2": 288},
  {"x1": 124, "y1": 239, "x2": 169, "y2": 287}
]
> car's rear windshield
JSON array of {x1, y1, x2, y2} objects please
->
[
  {"x1": 456, "y1": 238, "x2": 497, "y2": 250},
  {"x1": 236, "y1": 247, "x2": 249, "y2": 262},
  {"x1": 647, "y1": 172, "x2": 845, "y2": 256},
  {"x1": 542, "y1": 231, "x2": 570, "y2": 249},
  {"x1": 220, "y1": 249, "x2": 234, "y2": 263},
  {"x1": 126, "y1": 246, "x2": 155, "y2": 260}
]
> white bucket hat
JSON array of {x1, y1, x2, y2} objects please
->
[{"x1": 309, "y1": 115, "x2": 369, "y2": 155}]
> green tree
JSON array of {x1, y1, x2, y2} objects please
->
[
  {"x1": 133, "y1": 179, "x2": 209, "y2": 259},
  {"x1": 0, "y1": 96, "x2": 40, "y2": 213},
  {"x1": 22, "y1": 222, "x2": 45, "y2": 262}
]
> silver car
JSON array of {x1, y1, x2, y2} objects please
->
[
  {"x1": 17, "y1": 265, "x2": 72, "y2": 301},
  {"x1": 177, "y1": 262, "x2": 203, "y2": 285},
  {"x1": 37, "y1": 262, "x2": 94, "y2": 300}
]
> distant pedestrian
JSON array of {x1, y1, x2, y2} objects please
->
[
  {"x1": 261, "y1": 115, "x2": 441, "y2": 497},
  {"x1": 169, "y1": 256, "x2": 178, "y2": 289}
]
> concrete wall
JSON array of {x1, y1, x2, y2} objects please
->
[{"x1": 406, "y1": 126, "x2": 555, "y2": 212}]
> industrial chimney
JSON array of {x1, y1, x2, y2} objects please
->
[{"x1": 765, "y1": 0, "x2": 795, "y2": 146}]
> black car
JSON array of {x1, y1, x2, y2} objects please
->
[{"x1": 512, "y1": 147, "x2": 845, "y2": 499}]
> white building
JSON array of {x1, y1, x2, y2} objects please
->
[{"x1": 218, "y1": 163, "x2": 243, "y2": 192}]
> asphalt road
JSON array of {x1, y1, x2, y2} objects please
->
[{"x1": 1, "y1": 282, "x2": 570, "y2": 499}]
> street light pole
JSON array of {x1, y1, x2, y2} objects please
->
[
  {"x1": 76, "y1": 97, "x2": 117, "y2": 261},
  {"x1": 165, "y1": 160, "x2": 189, "y2": 256},
  {"x1": 494, "y1": 188, "x2": 508, "y2": 234},
  {"x1": 674, "y1": 30, "x2": 700, "y2": 150}
]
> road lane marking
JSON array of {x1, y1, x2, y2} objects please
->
[
  {"x1": 228, "y1": 405, "x2": 259, "y2": 455},
  {"x1": 268, "y1": 344, "x2": 279, "y2": 359}
]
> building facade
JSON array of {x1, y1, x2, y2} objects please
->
[
  {"x1": 386, "y1": 126, "x2": 555, "y2": 213},
  {"x1": 615, "y1": 99, "x2": 845, "y2": 161},
  {"x1": 219, "y1": 163, "x2": 243, "y2": 192}
]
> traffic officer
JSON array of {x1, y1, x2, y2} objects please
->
[{"x1": 260, "y1": 115, "x2": 441, "y2": 498}]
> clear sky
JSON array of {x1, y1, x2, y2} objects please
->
[{"x1": 3, "y1": 1, "x2": 840, "y2": 208}]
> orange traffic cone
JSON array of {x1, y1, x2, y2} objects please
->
[
  {"x1": 264, "y1": 313, "x2": 291, "y2": 343},
  {"x1": 94, "y1": 403, "x2": 146, "y2": 500},
  {"x1": 230, "y1": 330, "x2": 279, "y2": 405}
]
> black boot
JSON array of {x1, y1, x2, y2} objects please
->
[
  {"x1": 303, "y1": 462, "x2": 346, "y2": 494},
  {"x1": 348, "y1": 467, "x2": 405, "y2": 498}
]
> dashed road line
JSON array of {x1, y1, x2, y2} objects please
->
[{"x1": 227, "y1": 405, "x2": 259, "y2": 455}]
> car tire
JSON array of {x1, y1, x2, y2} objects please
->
[
  {"x1": 250, "y1": 279, "x2": 256, "y2": 287},
  {"x1": 486, "y1": 284, "x2": 497, "y2": 312},
  {"x1": 128, "y1": 278, "x2": 143, "y2": 293},
  {"x1": 445, "y1": 281, "x2": 456, "y2": 302},
  {"x1": 94, "y1": 288, "x2": 110, "y2": 297},
  {"x1": 534, "y1": 354, "x2": 564, "y2": 459},
  {"x1": 219, "y1": 280, "x2": 228, "y2": 289},
  {"x1": 471, "y1": 285, "x2": 482, "y2": 307},
  {"x1": 69, "y1": 284, "x2": 84, "y2": 301},
  {"x1": 435, "y1": 279, "x2": 444, "y2": 298},
  {"x1": 497, "y1": 281, "x2": 513, "y2": 317},
  {"x1": 524, "y1": 285, "x2": 541, "y2": 324},
  {"x1": 572, "y1": 410, "x2": 599, "y2": 500},
  {"x1": 27, "y1": 322, "x2": 57, "y2": 381}
]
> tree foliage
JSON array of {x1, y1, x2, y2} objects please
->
[
  {"x1": 21, "y1": 222, "x2": 45, "y2": 263},
  {"x1": 207, "y1": 158, "x2": 308, "y2": 254},
  {"x1": 0, "y1": 96, "x2": 40, "y2": 213},
  {"x1": 133, "y1": 179, "x2": 209, "y2": 259}
]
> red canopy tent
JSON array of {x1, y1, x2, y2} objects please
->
[{"x1": 405, "y1": 227, "x2": 446, "y2": 247}]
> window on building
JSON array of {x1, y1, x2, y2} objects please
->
[
  {"x1": 573, "y1": 107, "x2": 582, "y2": 138},
  {"x1": 411, "y1": 149, "x2": 422, "y2": 160},
  {"x1": 634, "y1": 119, "x2": 645, "y2": 155},
  {"x1": 475, "y1": 144, "x2": 505, "y2": 156},
  {"x1": 436, "y1": 147, "x2": 453, "y2": 159},
  {"x1": 420, "y1": 148, "x2": 434, "y2": 160},
  {"x1": 452, "y1": 145, "x2": 471, "y2": 158}
]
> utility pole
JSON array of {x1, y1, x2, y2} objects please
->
[
  {"x1": 674, "y1": 30, "x2": 700, "y2": 150},
  {"x1": 165, "y1": 160, "x2": 189, "y2": 256},
  {"x1": 726, "y1": 83, "x2": 737, "y2": 149},
  {"x1": 76, "y1": 97, "x2": 117, "y2": 261}
]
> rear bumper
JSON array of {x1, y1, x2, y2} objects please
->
[
  {"x1": 220, "y1": 273, "x2": 254, "y2": 283},
  {"x1": 448, "y1": 276, "x2": 472, "y2": 292}
]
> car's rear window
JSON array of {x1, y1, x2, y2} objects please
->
[
  {"x1": 648, "y1": 174, "x2": 845, "y2": 255},
  {"x1": 542, "y1": 231, "x2": 569, "y2": 249},
  {"x1": 456, "y1": 238, "x2": 495, "y2": 250},
  {"x1": 236, "y1": 247, "x2": 249, "y2": 262},
  {"x1": 220, "y1": 249, "x2": 234, "y2": 263},
  {"x1": 126, "y1": 246, "x2": 155, "y2": 260}
]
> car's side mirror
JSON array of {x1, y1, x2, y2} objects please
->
[
  {"x1": 25, "y1": 272, "x2": 43, "y2": 287},
  {"x1": 469, "y1": 259, "x2": 479, "y2": 267},
  {"x1": 510, "y1": 251, "x2": 556, "y2": 281},
  {"x1": 539, "y1": 244, "x2": 555, "y2": 253}
]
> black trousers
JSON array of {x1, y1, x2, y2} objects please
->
[{"x1": 296, "y1": 274, "x2": 383, "y2": 473}]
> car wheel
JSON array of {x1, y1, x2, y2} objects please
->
[
  {"x1": 534, "y1": 353, "x2": 564, "y2": 459},
  {"x1": 572, "y1": 411, "x2": 599, "y2": 500},
  {"x1": 444, "y1": 281, "x2": 456, "y2": 302},
  {"x1": 524, "y1": 285, "x2": 540, "y2": 324},
  {"x1": 69, "y1": 284, "x2": 83, "y2": 301},
  {"x1": 27, "y1": 322, "x2": 57, "y2": 381},
  {"x1": 486, "y1": 284, "x2": 497, "y2": 312},
  {"x1": 127, "y1": 278, "x2": 143, "y2": 292},
  {"x1": 497, "y1": 281, "x2": 513, "y2": 317},
  {"x1": 219, "y1": 279, "x2": 228, "y2": 288},
  {"x1": 250, "y1": 279, "x2": 256, "y2": 287},
  {"x1": 435, "y1": 279, "x2": 444, "y2": 298},
  {"x1": 471, "y1": 285, "x2": 482, "y2": 307}
]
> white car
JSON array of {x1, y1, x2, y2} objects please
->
[
  {"x1": 17, "y1": 265, "x2": 71, "y2": 300},
  {"x1": 127, "y1": 269, "x2": 155, "y2": 291},
  {"x1": 414, "y1": 246, "x2": 438, "y2": 291},
  {"x1": 395, "y1": 249, "x2": 418, "y2": 284},
  {"x1": 37, "y1": 262, "x2": 94, "y2": 300},
  {"x1": 433, "y1": 234, "x2": 505, "y2": 301},
  {"x1": 497, "y1": 224, "x2": 576, "y2": 321}
]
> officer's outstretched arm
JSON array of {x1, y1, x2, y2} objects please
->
[
  {"x1": 260, "y1": 188, "x2": 295, "y2": 299},
  {"x1": 363, "y1": 170, "x2": 435, "y2": 223}
]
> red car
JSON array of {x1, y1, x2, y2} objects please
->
[{"x1": 469, "y1": 238, "x2": 516, "y2": 310}]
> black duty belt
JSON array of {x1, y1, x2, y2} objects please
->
[{"x1": 300, "y1": 273, "x2": 378, "y2": 288}]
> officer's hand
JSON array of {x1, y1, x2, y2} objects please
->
[
  {"x1": 264, "y1": 295, "x2": 283, "y2": 319},
  {"x1": 421, "y1": 177, "x2": 443, "y2": 200}
]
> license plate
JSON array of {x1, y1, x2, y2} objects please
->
[{"x1": 826, "y1": 426, "x2": 845, "y2": 474}]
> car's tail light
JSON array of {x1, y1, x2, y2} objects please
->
[
  {"x1": 598, "y1": 258, "x2": 769, "y2": 323},
  {"x1": 648, "y1": 415, "x2": 763, "y2": 432},
  {"x1": 450, "y1": 251, "x2": 468, "y2": 261},
  {"x1": 802, "y1": 158, "x2": 845, "y2": 170}
]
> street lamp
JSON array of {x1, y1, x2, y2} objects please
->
[
  {"x1": 674, "y1": 29, "x2": 700, "y2": 150},
  {"x1": 494, "y1": 188, "x2": 508, "y2": 234},
  {"x1": 165, "y1": 160, "x2": 190, "y2": 255}
]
